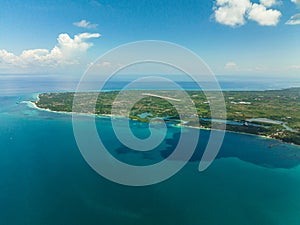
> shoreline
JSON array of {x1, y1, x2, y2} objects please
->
[
  {"x1": 24, "y1": 93, "x2": 115, "y2": 118},
  {"x1": 26, "y1": 100, "x2": 124, "y2": 119},
  {"x1": 27, "y1": 94, "x2": 299, "y2": 147},
  {"x1": 176, "y1": 123, "x2": 300, "y2": 147},
  {"x1": 175, "y1": 123, "x2": 275, "y2": 141}
]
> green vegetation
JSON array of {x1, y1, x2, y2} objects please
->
[{"x1": 35, "y1": 88, "x2": 300, "y2": 145}]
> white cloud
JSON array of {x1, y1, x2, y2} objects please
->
[
  {"x1": 101, "y1": 61, "x2": 111, "y2": 67},
  {"x1": 89, "y1": 61, "x2": 111, "y2": 68},
  {"x1": 248, "y1": 3, "x2": 281, "y2": 26},
  {"x1": 225, "y1": 62, "x2": 238, "y2": 69},
  {"x1": 288, "y1": 65, "x2": 300, "y2": 69},
  {"x1": 90, "y1": 0, "x2": 102, "y2": 7},
  {"x1": 213, "y1": 0, "x2": 282, "y2": 27},
  {"x1": 286, "y1": 13, "x2": 300, "y2": 25},
  {"x1": 73, "y1": 20, "x2": 98, "y2": 29},
  {"x1": 58, "y1": 33, "x2": 100, "y2": 52},
  {"x1": 260, "y1": 0, "x2": 277, "y2": 7},
  {"x1": 0, "y1": 50, "x2": 19, "y2": 65},
  {"x1": 214, "y1": 0, "x2": 252, "y2": 27},
  {"x1": 291, "y1": 0, "x2": 300, "y2": 6},
  {"x1": 0, "y1": 32, "x2": 100, "y2": 72}
]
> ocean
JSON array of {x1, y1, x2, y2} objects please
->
[{"x1": 1, "y1": 75, "x2": 300, "y2": 225}]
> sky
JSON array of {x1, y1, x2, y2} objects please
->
[{"x1": 0, "y1": 0, "x2": 300, "y2": 78}]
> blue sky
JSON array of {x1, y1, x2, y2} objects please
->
[{"x1": 0, "y1": 0, "x2": 300, "y2": 77}]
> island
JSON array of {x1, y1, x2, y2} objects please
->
[{"x1": 34, "y1": 87, "x2": 300, "y2": 145}]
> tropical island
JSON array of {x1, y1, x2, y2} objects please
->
[{"x1": 34, "y1": 87, "x2": 300, "y2": 145}]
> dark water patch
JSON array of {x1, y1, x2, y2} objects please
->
[{"x1": 160, "y1": 129, "x2": 300, "y2": 169}]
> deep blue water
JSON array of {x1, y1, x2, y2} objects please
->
[
  {"x1": 1, "y1": 76, "x2": 300, "y2": 224},
  {"x1": 1, "y1": 74, "x2": 300, "y2": 95}
]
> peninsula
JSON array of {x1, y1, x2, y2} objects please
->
[{"x1": 34, "y1": 88, "x2": 300, "y2": 145}]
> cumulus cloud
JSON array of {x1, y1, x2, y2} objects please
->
[
  {"x1": 286, "y1": 13, "x2": 300, "y2": 25},
  {"x1": 291, "y1": 0, "x2": 300, "y2": 6},
  {"x1": 73, "y1": 20, "x2": 98, "y2": 29},
  {"x1": 225, "y1": 62, "x2": 238, "y2": 69},
  {"x1": 88, "y1": 61, "x2": 111, "y2": 68},
  {"x1": 57, "y1": 33, "x2": 100, "y2": 52},
  {"x1": 0, "y1": 50, "x2": 19, "y2": 65},
  {"x1": 0, "y1": 32, "x2": 100, "y2": 72},
  {"x1": 288, "y1": 65, "x2": 300, "y2": 69},
  {"x1": 248, "y1": 3, "x2": 281, "y2": 26},
  {"x1": 214, "y1": 0, "x2": 252, "y2": 27},
  {"x1": 213, "y1": 0, "x2": 282, "y2": 27},
  {"x1": 260, "y1": 0, "x2": 277, "y2": 7}
]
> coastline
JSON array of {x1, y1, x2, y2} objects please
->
[
  {"x1": 176, "y1": 123, "x2": 300, "y2": 147},
  {"x1": 26, "y1": 99, "x2": 121, "y2": 119},
  {"x1": 175, "y1": 123, "x2": 275, "y2": 142},
  {"x1": 28, "y1": 93, "x2": 299, "y2": 147}
]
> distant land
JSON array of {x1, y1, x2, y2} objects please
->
[{"x1": 34, "y1": 88, "x2": 300, "y2": 145}]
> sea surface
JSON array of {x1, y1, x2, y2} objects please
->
[
  {"x1": 1, "y1": 74, "x2": 300, "y2": 95},
  {"x1": 1, "y1": 75, "x2": 300, "y2": 225}
]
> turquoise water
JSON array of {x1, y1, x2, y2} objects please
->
[{"x1": 1, "y1": 94, "x2": 300, "y2": 225}]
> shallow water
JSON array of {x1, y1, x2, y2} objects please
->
[{"x1": 1, "y1": 94, "x2": 300, "y2": 224}]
